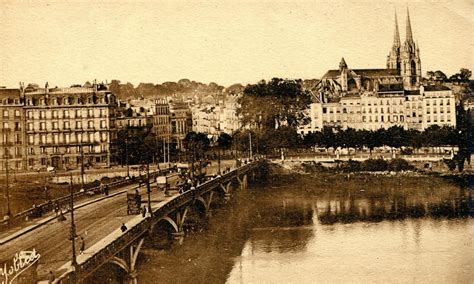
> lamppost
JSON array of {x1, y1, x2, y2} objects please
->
[
  {"x1": 146, "y1": 159, "x2": 152, "y2": 215},
  {"x1": 249, "y1": 132, "x2": 253, "y2": 159},
  {"x1": 2, "y1": 127, "x2": 11, "y2": 221},
  {"x1": 125, "y1": 138, "x2": 130, "y2": 178},
  {"x1": 80, "y1": 145, "x2": 85, "y2": 190},
  {"x1": 69, "y1": 174, "x2": 78, "y2": 270}
]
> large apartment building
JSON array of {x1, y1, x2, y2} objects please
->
[
  {"x1": 301, "y1": 85, "x2": 456, "y2": 134},
  {"x1": 0, "y1": 82, "x2": 119, "y2": 171},
  {"x1": 0, "y1": 89, "x2": 26, "y2": 171}
]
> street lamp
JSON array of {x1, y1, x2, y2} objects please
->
[
  {"x1": 125, "y1": 138, "x2": 130, "y2": 178},
  {"x1": 146, "y1": 159, "x2": 152, "y2": 215},
  {"x1": 80, "y1": 145, "x2": 85, "y2": 190},
  {"x1": 69, "y1": 174, "x2": 78, "y2": 268},
  {"x1": 2, "y1": 127, "x2": 11, "y2": 222}
]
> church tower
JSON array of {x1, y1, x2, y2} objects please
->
[
  {"x1": 386, "y1": 12, "x2": 401, "y2": 73},
  {"x1": 339, "y1": 57, "x2": 348, "y2": 92},
  {"x1": 399, "y1": 8, "x2": 422, "y2": 89}
]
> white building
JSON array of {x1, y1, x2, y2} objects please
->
[{"x1": 300, "y1": 85, "x2": 456, "y2": 134}]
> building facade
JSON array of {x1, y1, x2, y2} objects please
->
[
  {"x1": 170, "y1": 102, "x2": 192, "y2": 149},
  {"x1": 22, "y1": 82, "x2": 118, "y2": 170},
  {"x1": 0, "y1": 89, "x2": 26, "y2": 171}
]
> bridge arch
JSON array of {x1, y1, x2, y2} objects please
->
[
  {"x1": 109, "y1": 256, "x2": 130, "y2": 274},
  {"x1": 160, "y1": 216, "x2": 179, "y2": 233}
]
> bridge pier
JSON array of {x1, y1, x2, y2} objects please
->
[
  {"x1": 195, "y1": 191, "x2": 214, "y2": 216},
  {"x1": 220, "y1": 182, "x2": 232, "y2": 201},
  {"x1": 108, "y1": 238, "x2": 144, "y2": 284},
  {"x1": 160, "y1": 206, "x2": 189, "y2": 245},
  {"x1": 237, "y1": 174, "x2": 248, "y2": 190}
]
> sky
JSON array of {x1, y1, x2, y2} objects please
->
[{"x1": 1, "y1": 0, "x2": 473, "y2": 88}]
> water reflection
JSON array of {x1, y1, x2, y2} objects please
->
[
  {"x1": 227, "y1": 174, "x2": 473, "y2": 283},
  {"x1": 317, "y1": 185, "x2": 472, "y2": 225}
]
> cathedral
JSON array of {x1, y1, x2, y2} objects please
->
[{"x1": 316, "y1": 8, "x2": 422, "y2": 100}]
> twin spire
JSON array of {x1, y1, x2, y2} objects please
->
[{"x1": 392, "y1": 8, "x2": 414, "y2": 48}]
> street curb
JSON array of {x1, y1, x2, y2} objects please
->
[{"x1": 0, "y1": 184, "x2": 140, "y2": 246}]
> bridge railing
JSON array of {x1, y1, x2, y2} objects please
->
[
  {"x1": 53, "y1": 160, "x2": 262, "y2": 283},
  {"x1": 1, "y1": 168, "x2": 174, "y2": 226}
]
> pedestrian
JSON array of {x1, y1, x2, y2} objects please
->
[
  {"x1": 105, "y1": 185, "x2": 109, "y2": 196},
  {"x1": 142, "y1": 206, "x2": 147, "y2": 218},
  {"x1": 79, "y1": 236, "x2": 85, "y2": 254},
  {"x1": 48, "y1": 270, "x2": 55, "y2": 283},
  {"x1": 121, "y1": 223, "x2": 128, "y2": 232}
]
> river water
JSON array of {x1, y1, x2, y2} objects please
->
[{"x1": 102, "y1": 168, "x2": 473, "y2": 283}]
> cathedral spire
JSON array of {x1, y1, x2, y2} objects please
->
[
  {"x1": 405, "y1": 7, "x2": 414, "y2": 43},
  {"x1": 393, "y1": 11, "x2": 401, "y2": 48},
  {"x1": 339, "y1": 57, "x2": 347, "y2": 70}
]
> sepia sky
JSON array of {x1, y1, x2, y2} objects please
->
[{"x1": 0, "y1": 0, "x2": 472, "y2": 88}]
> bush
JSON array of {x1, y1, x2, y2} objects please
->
[
  {"x1": 361, "y1": 159, "x2": 388, "y2": 171},
  {"x1": 443, "y1": 159, "x2": 456, "y2": 171},
  {"x1": 338, "y1": 159, "x2": 361, "y2": 172},
  {"x1": 388, "y1": 158, "x2": 412, "y2": 171}
]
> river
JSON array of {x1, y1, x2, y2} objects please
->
[{"x1": 94, "y1": 167, "x2": 473, "y2": 283}]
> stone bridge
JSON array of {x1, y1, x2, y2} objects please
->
[{"x1": 53, "y1": 160, "x2": 264, "y2": 283}]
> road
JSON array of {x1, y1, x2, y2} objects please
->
[{"x1": 0, "y1": 160, "x2": 235, "y2": 279}]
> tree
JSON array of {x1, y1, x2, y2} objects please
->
[
  {"x1": 183, "y1": 132, "x2": 210, "y2": 160},
  {"x1": 450, "y1": 68, "x2": 472, "y2": 82},
  {"x1": 217, "y1": 132, "x2": 233, "y2": 156},
  {"x1": 434, "y1": 70, "x2": 447, "y2": 82},
  {"x1": 459, "y1": 68, "x2": 472, "y2": 81},
  {"x1": 237, "y1": 78, "x2": 312, "y2": 130},
  {"x1": 426, "y1": 71, "x2": 435, "y2": 81},
  {"x1": 116, "y1": 126, "x2": 156, "y2": 165}
]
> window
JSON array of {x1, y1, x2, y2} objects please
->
[
  {"x1": 14, "y1": 122, "x2": 21, "y2": 131},
  {"x1": 3, "y1": 122, "x2": 9, "y2": 129},
  {"x1": 27, "y1": 123, "x2": 33, "y2": 131},
  {"x1": 88, "y1": 109, "x2": 94, "y2": 118},
  {"x1": 88, "y1": 121, "x2": 94, "y2": 129},
  {"x1": 76, "y1": 110, "x2": 82, "y2": 118},
  {"x1": 53, "y1": 134, "x2": 59, "y2": 144},
  {"x1": 101, "y1": 132, "x2": 107, "y2": 142},
  {"x1": 89, "y1": 133, "x2": 94, "y2": 142},
  {"x1": 40, "y1": 122, "x2": 46, "y2": 130},
  {"x1": 27, "y1": 111, "x2": 33, "y2": 119},
  {"x1": 3, "y1": 110, "x2": 8, "y2": 118},
  {"x1": 64, "y1": 121, "x2": 70, "y2": 129},
  {"x1": 76, "y1": 121, "x2": 82, "y2": 129},
  {"x1": 52, "y1": 122, "x2": 58, "y2": 130},
  {"x1": 28, "y1": 135, "x2": 34, "y2": 145},
  {"x1": 52, "y1": 110, "x2": 58, "y2": 118},
  {"x1": 77, "y1": 133, "x2": 82, "y2": 142},
  {"x1": 40, "y1": 111, "x2": 46, "y2": 119},
  {"x1": 63, "y1": 110, "x2": 69, "y2": 118},
  {"x1": 65, "y1": 133, "x2": 70, "y2": 143},
  {"x1": 40, "y1": 134, "x2": 46, "y2": 144},
  {"x1": 100, "y1": 109, "x2": 106, "y2": 117},
  {"x1": 100, "y1": 120, "x2": 106, "y2": 129},
  {"x1": 14, "y1": 110, "x2": 20, "y2": 117},
  {"x1": 322, "y1": 108, "x2": 327, "y2": 114}
]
